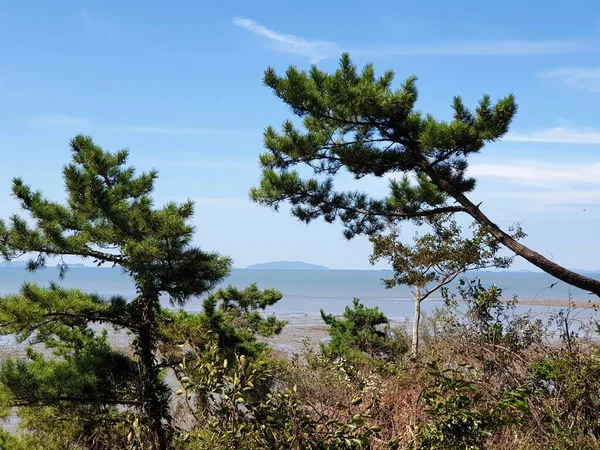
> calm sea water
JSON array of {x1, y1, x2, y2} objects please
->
[{"x1": 0, "y1": 267, "x2": 598, "y2": 326}]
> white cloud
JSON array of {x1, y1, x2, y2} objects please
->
[
  {"x1": 233, "y1": 17, "x2": 595, "y2": 60},
  {"x1": 355, "y1": 39, "x2": 593, "y2": 57},
  {"x1": 122, "y1": 126, "x2": 226, "y2": 136},
  {"x1": 28, "y1": 115, "x2": 91, "y2": 128},
  {"x1": 470, "y1": 161, "x2": 600, "y2": 187},
  {"x1": 232, "y1": 17, "x2": 338, "y2": 62},
  {"x1": 506, "y1": 190, "x2": 600, "y2": 201},
  {"x1": 502, "y1": 190, "x2": 600, "y2": 212},
  {"x1": 469, "y1": 160, "x2": 600, "y2": 215},
  {"x1": 539, "y1": 67, "x2": 600, "y2": 92},
  {"x1": 505, "y1": 127, "x2": 600, "y2": 144}
]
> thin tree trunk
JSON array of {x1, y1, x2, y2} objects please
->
[
  {"x1": 423, "y1": 165, "x2": 600, "y2": 297},
  {"x1": 412, "y1": 287, "x2": 422, "y2": 356},
  {"x1": 136, "y1": 295, "x2": 171, "y2": 450}
]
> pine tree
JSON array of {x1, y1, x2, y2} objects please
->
[
  {"x1": 250, "y1": 53, "x2": 600, "y2": 297},
  {"x1": 370, "y1": 218, "x2": 519, "y2": 355},
  {"x1": 320, "y1": 298, "x2": 408, "y2": 360},
  {"x1": 0, "y1": 135, "x2": 232, "y2": 449}
]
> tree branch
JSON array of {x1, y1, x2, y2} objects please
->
[
  {"x1": 420, "y1": 268, "x2": 465, "y2": 302},
  {"x1": 11, "y1": 396, "x2": 141, "y2": 407}
]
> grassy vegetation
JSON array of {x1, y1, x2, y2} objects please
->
[{"x1": 4, "y1": 277, "x2": 596, "y2": 448}]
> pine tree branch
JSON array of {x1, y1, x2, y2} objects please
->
[
  {"x1": 42, "y1": 311, "x2": 133, "y2": 330},
  {"x1": 282, "y1": 191, "x2": 466, "y2": 219},
  {"x1": 0, "y1": 310, "x2": 134, "y2": 341},
  {"x1": 29, "y1": 246, "x2": 124, "y2": 265},
  {"x1": 11, "y1": 396, "x2": 141, "y2": 407},
  {"x1": 334, "y1": 203, "x2": 466, "y2": 219}
]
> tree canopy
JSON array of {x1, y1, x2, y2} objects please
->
[
  {"x1": 0, "y1": 136, "x2": 283, "y2": 449},
  {"x1": 370, "y1": 218, "x2": 520, "y2": 354},
  {"x1": 250, "y1": 53, "x2": 600, "y2": 296}
]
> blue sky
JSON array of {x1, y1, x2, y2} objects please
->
[{"x1": 0, "y1": 1, "x2": 599, "y2": 270}]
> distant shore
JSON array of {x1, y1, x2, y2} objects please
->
[
  {"x1": 513, "y1": 298, "x2": 599, "y2": 309},
  {"x1": 0, "y1": 297, "x2": 596, "y2": 362}
]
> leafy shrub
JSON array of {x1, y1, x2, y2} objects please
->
[
  {"x1": 412, "y1": 363, "x2": 529, "y2": 450},
  {"x1": 529, "y1": 348, "x2": 600, "y2": 447},
  {"x1": 320, "y1": 299, "x2": 409, "y2": 362},
  {"x1": 443, "y1": 279, "x2": 544, "y2": 352},
  {"x1": 173, "y1": 343, "x2": 382, "y2": 449}
]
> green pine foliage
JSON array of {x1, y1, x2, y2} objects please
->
[
  {"x1": 0, "y1": 283, "x2": 132, "y2": 342},
  {"x1": 321, "y1": 299, "x2": 408, "y2": 361},
  {"x1": 158, "y1": 284, "x2": 286, "y2": 363},
  {"x1": 202, "y1": 284, "x2": 287, "y2": 355},
  {"x1": 250, "y1": 53, "x2": 600, "y2": 296},
  {"x1": 0, "y1": 136, "x2": 284, "y2": 449},
  {"x1": 251, "y1": 53, "x2": 514, "y2": 237}
]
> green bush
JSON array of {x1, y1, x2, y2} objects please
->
[
  {"x1": 173, "y1": 344, "x2": 381, "y2": 449},
  {"x1": 412, "y1": 363, "x2": 529, "y2": 450},
  {"x1": 320, "y1": 299, "x2": 409, "y2": 362},
  {"x1": 529, "y1": 349, "x2": 600, "y2": 446}
]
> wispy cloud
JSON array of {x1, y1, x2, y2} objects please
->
[
  {"x1": 470, "y1": 161, "x2": 600, "y2": 188},
  {"x1": 354, "y1": 39, "x2": 594, "y2": 57},
  {"x1": 232, "y1": 17, "x2": 338, "y2": 62},
  {"x1": 505, "y1": 127, "x2": 600, "y2": 144},
  {"x1": 28, "y1": 115, "x2": 91, "y2": 128},
  {"x1": 233, "y1": 17, "x2": 596, "y2": 60},
  {"x1": 122, "y1": 126, "x2": 227, "y2": 136},
  {"x1": 539, "y1": 67, "x2": 600, "y2": 92},
  {"x1": 503, "y1": 190, "x2": 600, "y2": 211},
  {"x1": 472, "y1": 162, "x2": 600, "y2": 214}
]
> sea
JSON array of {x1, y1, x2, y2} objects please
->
[{"x1": 0, "y1": 266, "x2": 598, "y2": 328}]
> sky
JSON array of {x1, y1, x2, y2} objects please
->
[{"x1": 0, "y1": 1, "x2": 599, "y2": 270}]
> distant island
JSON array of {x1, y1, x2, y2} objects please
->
[{"x1": 246, "y1": 261, "x2": 329, "y2": 270}]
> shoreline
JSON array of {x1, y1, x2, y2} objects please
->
[{"x1": 510, "y1": 298, "x2": 599, "y2": 308}]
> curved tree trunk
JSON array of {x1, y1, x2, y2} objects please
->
[{"x1": 423, "y1": 166, "x2": 600, "y2": 298}]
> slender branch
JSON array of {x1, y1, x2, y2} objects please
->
[
  {"x1": 18, "y1": 245, "x2": 124, "y2": 265},
  {"x1": 288, "y1": 192, "x2": 466, "y2": 219},
  {"x1": 42, "y1": 311, "x2": 134, "y2": 330},
  {"x1": 420, "y1": 268, "x2": 465, "y2": 302},
  {"x1": 12, "y1": 396, "x2": 141, "y2": 407}
]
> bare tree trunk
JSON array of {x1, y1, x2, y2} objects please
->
[
  {"x1": 135, "y1": 295, "x2": 171, "y2": 450},
  {"x1": 423, "y1": 165, "x2": 600, "y2": 297},
  {"x1": 412, "y1": 287, "x2": 422, "y2": 356}
]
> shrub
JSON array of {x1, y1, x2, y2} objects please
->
[
  {"x1": 412, "y1": 363, "x2": 529, "y2": 450},
  {"x1": 320, "y1": 299, "x2": 409, "y2": 362},
  {"x1": 173, "y1": 343, "x2": 382, "y2": 449}
]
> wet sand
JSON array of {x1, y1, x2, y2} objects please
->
[{"x1": 515, "y1": 299, "x2": 599, "y2": 308}]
